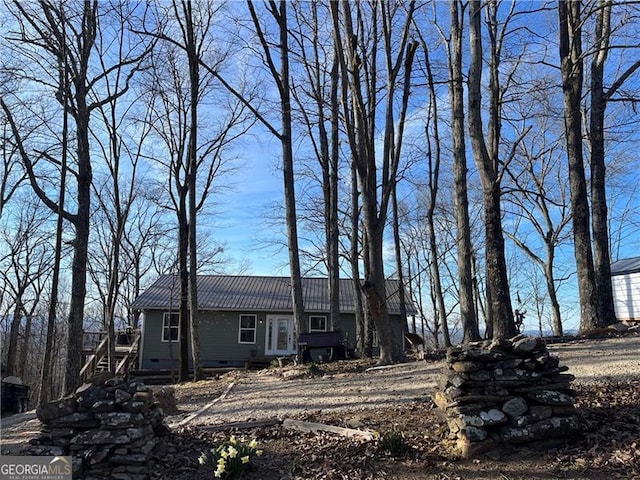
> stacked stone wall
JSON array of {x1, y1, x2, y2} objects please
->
[
  {"x1": 25, "y1": 377, "x2": 168, "y2": 480},
  {"x1": 435, "y1": 335, "x2": 580, "y2": 458}
]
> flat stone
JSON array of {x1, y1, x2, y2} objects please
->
[
  {"x1": 462, "y1": 415, "x2": 484, "y2": 427},
  {"x1": 89, "y1": 446, "x2": 113, "y2": 465},
  {"x1": 533, "y1": 351, "x2": 550, "y2": 365},
  {"x1": 452, "y1": 361, "x2": 481, "y2": 373},
  {"x1": 527, "y1": 390, "x2": 574, "y2": 406},
  {"x1": 469, "y1": 370, "x2": 492, "y2": 382},
  {"x1": 50, "y1": 412, "x2": 98, "y2": 429},
  {"x1": 115, "y1": 389, "x2": 133, "y2": 403},
  {"x1": 104, "y1": 377, "x2": 126, "y2": 388},
  {"x1": 22, "y1": 445, "x2": 65, "y2": 456},
  {"x1": 462, "y1": 426, "x2": 487, "y2": 442},
  {"x1": 71, "y1": 425, "x2": 153, "y2": 445},
  {"x1": 480, "y1": 409, "x2": 508, "y2": 426},
  {"x1": 120, "y1": 400, "x2": 149, "y2": 414},
  {"x1": 445, "y1": 386, "x2": 463, "y2": 399},
  {"x1": 37, "y1": 396, "x2": 78, "y2": 423},
  {"x1": 50, "y1": 427, "x2": 76, "y2": 437},
  {"x1": 502, "y1": 396, "x2": 528, "y2": 417},
  {"x1": 77, "y1": 384, "x2": 107, "y2": 409},
  {"x1": 110, "y1": 453, "x2": 149, "y2": 466},
  {"x1": 515, "y1": 406, "x2": 553, "y2": 427},
  {"x1": 449, "y1": 374, "x2": 467, "y2": 388},
  {"x1": 449, "y1": 394, "x2": 506, "y2": 407},
  {"x1": 91, "y1": 400, "x2": 116, "y2": 412},
  {"x1": 132, "y1": 391, "x2": 152, "y2": 402},
  {"x1": 96, "y1": 412, "x2": 145, "y2": 428},
  {"x1": 500, "y1": 415, "x2": 580, "y2": 443},
  {"x1": 512, "y1": 337, "x2": 539, "y2": 353}
]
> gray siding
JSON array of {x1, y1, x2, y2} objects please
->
[{"x1": 140, "y1": 309, "x2": 405, "y2": 369}]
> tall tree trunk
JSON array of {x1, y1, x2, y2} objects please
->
[
  {"x1": 66, "y1": 96, "x2": 92, "y2": 394},
  {"x1": 247, "y1": 1, "x2": 305, "y2": 335},
  {"x1": 349, "y1": 162, "x2": 366, "y2": 355},
  {"x1": 18, "y1": 313, "x2": 32, "y2": 380},
  {"x1": 449, "y1": 0, "x2": 480, "y2": 343},
  {"x1": 587, "y1": 0, "x2": 640, "y2": 327},
  {"x1": 558, "y1": 0, "x2": 600, "y2": 332},
  {"x1": 277, "y1": 2, "x2": 306, "y2": 335},
  {"x1": 185, "y1": 0, "x2": 204, "y2": 381},
  {"x1": 39, "y1": 43, "x2": 68, "y2": 402},
  {"x1": 391, "y1": 184, "x2": 409, "y2": 337},
  {"x1": 178, "y1": 204, "x2": 189, "y2": 382},
  {"x1": 544, "y1": 249, "x2": 563, "y2": 337},
  {"x1": 467, "y1": 0, "x2": 515, "y2": 340},
  {"x1": 5, "y1": 298, "x2": 23, "y2": 377},
  {"x1": 328, "y1": 55, "x2": 341, "y2": 332},
  {"x1": 419, "y1": 28, "x2": 451, "y2": 347}
]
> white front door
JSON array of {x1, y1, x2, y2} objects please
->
[{"x1": 265, "y1": 315, "x2": 297, "y2": 356}]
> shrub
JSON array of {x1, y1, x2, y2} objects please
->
[
  {"x1": 199, "y1": 435, "x2": 263, "y2": 479},
  {"x1": 380, "y1": 430, "x2": 410, "y2": 457}
]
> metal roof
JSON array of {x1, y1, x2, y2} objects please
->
[
  {"x1": 132, "y1": 275, "x2": 416, "y2": 315},
  {"x1": 611, "y1": 256, "x2": 640, "y2": 276}
]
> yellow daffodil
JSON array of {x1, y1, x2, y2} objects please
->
[
  {"x1": 229, "y1": 435, "x2": 237, "y2": 445},
  {"x1": 249, "y1": 439, "x2": 258, "y2": 449},
  {"x1": 227, "y1": 446, "x2": 238, "y2": 458},
  {"x1": 220, "y1": 451, "x2": 228, "y2": 459},
  {"x1": 256, "y1": 450, "x2": 263, "y2": 456},
  {"x1": 241, "y1": 456, "x2": 250, "y2": 464}
]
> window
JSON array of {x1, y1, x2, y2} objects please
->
[
  {"x1": 239, "y1": 314, "x2": 257, "y2": 344},
  {"x1": 162, "y1": 312, "x2": 179, "y2": 342},
  {"x1": 309, "y1": 315, "x2": 327, "y2": 333}
]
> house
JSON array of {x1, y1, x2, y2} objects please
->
[
  {"x1": 611, "y1": 256, "x2": 640, "y2": 323},
  {"x1": 131, "y1": 275, "x2": 414, "y2": 369}
]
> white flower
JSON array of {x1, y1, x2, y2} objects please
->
[
  {"x1": 241, "y1": 455, "x2": 250, "y2": 464},
  {"x1": 227, "y1": 446, "x2": 238, "y2": 458},
  {"x1": 229, "y1": 435, "x2": 237, "y2": 445},
  {"x1": 249, "y1": 439, "x2": 258, "y2": 449}
]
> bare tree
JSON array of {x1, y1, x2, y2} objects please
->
[
  {"x1": 587, "y1": 0, "x2": 640, "y2": 326},
  {"x1": 2, "y1": 1, "x2": 149, "y2": 393},
  {"x1": 445, "y1": 0, "x2": 481, "y2": 343},
  {"x1": 0, "y1": 199, "x2": 53, "y2": 378},
  {"x1": 503, "y1": 123, "x2": 573, "y2": 337},
  {"x1": 558, "y1": 0, "x2": 600, "y2": 332},
  {"x1": 468, "y1": 0, "x2": 525, "y2": 339},
  {"x1": 246, "y1": 0, "x2": 306, "y2": 335},
  {"x1": 139, "y1": 0, "x2": 248, "y2": 381},
  {"x1": 331, "y1": 1, "x2": 417, "y2": 364},
  {"x1": 289, "y1": 2, "x2": 342, "y2": 331},
  {"x1": 0, "y1": 112, "x2": 27, "y2": 218}
]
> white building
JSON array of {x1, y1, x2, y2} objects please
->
[{"x1": 611, "y1": 256, "x2": 640, "y2": 323}]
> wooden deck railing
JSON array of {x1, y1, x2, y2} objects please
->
[
  {"x1": 115, "y1": 330, "x2": 141, "y2": 377},
  {"x1": 79, "y1": 329, "x2": 140, "y2": 383},
  {"x1": 79, "y1": 334, "x2": 109, "y2": 383}
]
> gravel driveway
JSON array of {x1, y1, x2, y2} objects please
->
[
  {"x1": 169, "y1": 335, "x2": 640, "y2": 427},
  {"x1": 170, "y1": 360, "x2": 441, "y2": 427}
]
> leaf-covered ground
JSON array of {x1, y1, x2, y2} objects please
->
[{"x1": 153, "y1": 372, "x2": 640, "y2": 480}]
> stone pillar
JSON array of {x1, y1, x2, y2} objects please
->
[
  {"x1": 435, "y1": 335, "x2": 579, "y2": 458},
  {"x1": 26, "y1": 377, "x2": 169, "y2": 479}
]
